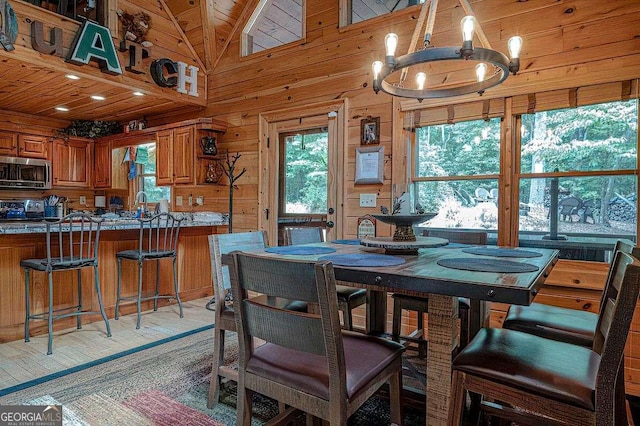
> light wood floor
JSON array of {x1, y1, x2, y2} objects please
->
[{"x1": 0, "y1": 297, "x2": 215, "y2": 390}]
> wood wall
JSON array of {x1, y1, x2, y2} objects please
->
[{"x1": 150, "y1": 0, "x2": 640, "y2": 238}]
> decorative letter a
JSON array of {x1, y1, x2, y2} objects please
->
[{"x1": 67, "y1": 20, "x2": 122, "y2": 75}]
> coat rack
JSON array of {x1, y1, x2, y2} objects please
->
[{"x1": 222, "y1": 150, "x2": 246, "y2": 233}]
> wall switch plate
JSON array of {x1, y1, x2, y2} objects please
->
[
  {"x1": 176, "y1": 196, "x2": 183, "y2": 206},
  {"x1": 196, "y1": 196, "x2": 204, "y2": 205},
  {"x1": 79, "y1": 196, "x2": 86, "y2": 205},
  {"x1": 359, "y1": 193, "x2": 377, "y2": 208}
]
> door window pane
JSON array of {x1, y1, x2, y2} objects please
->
[{"x1": 282, "y1": 130, "x2": 328, "y2": 214}]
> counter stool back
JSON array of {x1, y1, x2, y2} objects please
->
[
  {"x1": 283, "y1": 227, "x2": 368, "y2": 331},
  {"x1": 115, "y1": 213, "x2": 184, "y2": 329},
  {"x1": 22, "y1": 213, "x2": 111, "y2": 355}
]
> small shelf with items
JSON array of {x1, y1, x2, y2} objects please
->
[{"x1": 196, "y1": 155, "x2": 225, "y2": 185}]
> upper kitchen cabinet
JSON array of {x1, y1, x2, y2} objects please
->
[
  {"x1": 0, "y1": 132, "x2": 48, "y2": 159},
  {"x1": 156, "y1": 126, "x2": 194, "y2": 185},
  {"x1": 19, "y1": 135, "x2": 49, "y2": 159},
  {"x1": 52, "y1": 138, "x2": 91, "y2": 187},
  {"x1": 94, "y1": 141, "x2": 111, "y2": 188}
]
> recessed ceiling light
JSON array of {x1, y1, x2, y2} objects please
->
[
  {"x1": 132, "y1": 91, "x2": 144, "y2": 96},
  {"x1": 65, "y1": 74, "x2": 80, "y2": 80},
  {"x1": 55, "y1": 106, "x2": 69, "y2": 112},
  {"x1": 91, "y1": 95, "x2": 106, "y2": 101}
]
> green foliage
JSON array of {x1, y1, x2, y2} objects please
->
[
  {"x1": 284, "y1": 132, "x2": 328, "y2": 213},
  {"x1": 56, "y1": 120, "x2": 122, "y2": 140}
]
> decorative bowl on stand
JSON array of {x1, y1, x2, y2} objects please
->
[
  {"x1": 372, "y1": 213, "x2": 438, "y2": 241},
  {"x1": 362, "y1": 213, "x2": 446, "y2": 254}
]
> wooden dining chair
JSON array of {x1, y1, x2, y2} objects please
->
[
  {"x1": 501, "y1": 239, "x2": 638, "y2": 423},
  {"x1": 284, "y1": 226, "x2": 368, "y2": 331},
  {"x1": 391, "y1": 229, "x2": 487, "y2": 356},
  {"x1": 229, "y1": 251, "x2": 405, "y2": 425},
  {"x1": 206, "y1": 231, "x2": 308, "y2": 408},
  {"x1": 448, "y1": 251, "x2": 640, "y2": 425}
]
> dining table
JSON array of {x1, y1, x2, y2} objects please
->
[{"x1": 243, "y1": 240, "x2": 559, "y2": 426}]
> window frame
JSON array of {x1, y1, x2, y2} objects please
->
[{"x1": 241, "y1": 0, "x2": 306, "y2": 58}]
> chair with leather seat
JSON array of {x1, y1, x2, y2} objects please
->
[
  {"x1": 284, "y1": 227, "x2": 368, "y2": 331},
  {"x1": 391, "y1": 229, "x2": 487, "y2": 356},
  {"x1": 501, "y1": 239, "x2": 637, "y2": 422},
  {"x1": 22, "y1": 213, "x2": 111, "y2": 355},
  {"x1": 229, "y1": 251, "x2": 405, "y2": 425},
  {"x1": 115, "y1": 213, "x2": 184, "y2": 330},
  {"x1": 448, "y1": 251, "x2": 640, "y2": 425},
  {"x1": 207, "y1": 231, "x2": 308, "y2": 408}
]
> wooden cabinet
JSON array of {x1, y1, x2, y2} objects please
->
[
  {"x1": 18, "y1": 135, "x2": 48, "y2": 159},
  {"x1": 156, "y1": 130, "x2": 173, "y2": 185},
  {"x1": 173, "y1": 127, "x2": 194, "y2": 184},
  {"x1": 156, "y1": 127, "x2": 194, "y2": 185},
  {"x1": 0, "y1": 132, "x2": 48, "y2": 159},
  {"x1": 93, "y1": 141, "x2": 111, "y2": 188},
  {"x1": 0, "y1": 132, "x2": 17, "y2": 156},
  {"x1": 52, "y1": 138, "x2": 91, "y2": 187}
]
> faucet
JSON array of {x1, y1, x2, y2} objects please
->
[{"x1": 135, "y1": 191, "x2": 148, "y2": 216}]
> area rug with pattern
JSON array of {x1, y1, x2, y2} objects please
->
[{"x1": 0, "y1": 329, "x2": 426, "y2": 425}]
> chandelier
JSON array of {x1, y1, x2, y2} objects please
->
[{"x1": 372, "y1": 0, "x2": 522, "y2": 100}]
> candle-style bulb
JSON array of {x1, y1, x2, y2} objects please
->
[
  {"x1": 416, "y1": 72, "x2": 427, "y2": 90},
  {"x1": 372, "y1": 61, "x2": 383, "y2": 80},
  {"x1": 385, "y1": 33, "x2": 398, "y2": 57},
  {"x1": 508, "y1": 36, "x2": 523, "y2": 59},
  {"x1": 475, "y1": 63, "x2": 487, "y2": 82},
  {"x1": 461, "y1": 16, "x2": 475, "y2": 42}
]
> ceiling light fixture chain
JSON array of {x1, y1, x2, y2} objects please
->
[{"x1": 372, "y1": 0, "x2": 522, "y2": 101}]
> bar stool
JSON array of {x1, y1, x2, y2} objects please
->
[
  {"x1": 115, "y1": 213, "x2": 183, "y2": 329},
  {"x1": 22, "y1": 213, "x2": 111, "y2": 355},
  {"x1": 283, "y1": 227, "x2": 368, "y2": 331}
]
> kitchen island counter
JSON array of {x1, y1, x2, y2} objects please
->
[{"x1": 0, "y1": 217, "x2": 227, "y2": 343}]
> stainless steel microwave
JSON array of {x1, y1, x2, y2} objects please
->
[{"x1": 0, "y1": 156, "x2": 51, "y2": 189}]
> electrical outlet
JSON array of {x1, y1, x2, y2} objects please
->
[
  {"x1": 359, "y1": 194, "x2": 377, "y2": 208},
  {"x1": 79, "y1": 196, "x2": 86, "y2": 205},
  {"x1": 176, "y1": 196, "x2": 183, "y2": 206},
  {"x1": 196, "y1": 196, "x2": 204, "y2": 205},
  {"x1": 188, "y1": 195, "x2": 193, "y2": 206}
]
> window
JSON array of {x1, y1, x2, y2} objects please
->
[
  {"x1": 412, "y1": 118, "x2": 502, "y2": 230},
  {"x1": 241, "y1": 0, "x2": 304, "y2": 56},
  {"x1": 27, "y1": 0, "x2": 104, "y2": 24},
  {"x1": 279, "y1": 128, "x2": 328, "y2": 214},
  {"x1": 518, "y1": 100, "x2": 638, "y2": 239},
  {"x1": 134, "y1": 142, "x2": 170, "y2": 204},
  {"x1": 345, "y1": 0, "x2": 425, "y2": 25}
]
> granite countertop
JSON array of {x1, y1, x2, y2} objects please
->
[{"x1": 0, "y1": 212, "x2": 229, "y2": 234}]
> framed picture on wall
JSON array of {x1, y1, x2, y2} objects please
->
[
  {"x1": 360, "y1": 117, "x2": 380, "y2": 145},
  {"x1": 354, "y1": 146, "x2": 384, "y2": 184}
]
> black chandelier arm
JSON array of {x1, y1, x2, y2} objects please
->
[{"x1": 374, "y1": 46, "x2": 518, "y2": 99}]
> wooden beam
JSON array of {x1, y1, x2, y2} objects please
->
[
  {"x1": 200, "y1": 0, "x2": 217, "y2": 73},
  {"x1": 158, "y1": 0, "x2": 206, "y2": 72}
]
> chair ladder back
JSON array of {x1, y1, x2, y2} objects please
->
[
  {"x1": 284, "y1": 227, "x2": 324, "y2": 245},
  {"x1": 46, "y1": 213, "x2": 102, "y2": 267},
  {"x1": 138, "y1": 213, "x2": 182, "y2": 254},
  {"x1": 423, "y1": 229, "x2": 487, "y2": 245}
]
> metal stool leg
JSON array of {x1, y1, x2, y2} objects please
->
[
  {"x1": 115, "y1": 257, "x2": 122, "y2": 320},
  {"x1": 77, "y1": 269, "x2": 82, "y2": 329},
  {"x1": 94, "y1": 264, "x2": 111, "y2": 337},
  {"x1": 154, "y1": 259, "x2": 159, "y2": 311},
  {"x1": 24, "y1": 268, "x2": 30, "y2": 342},
  {"x1": 136, "y1": 260, "x2": 143, "y2": 329},
  {"x1": 173, "y1": 257, "x2": 183, "y2": 318},
  {"x1": 47, "y1": 271, "x2": 54, "y2": 355}
]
